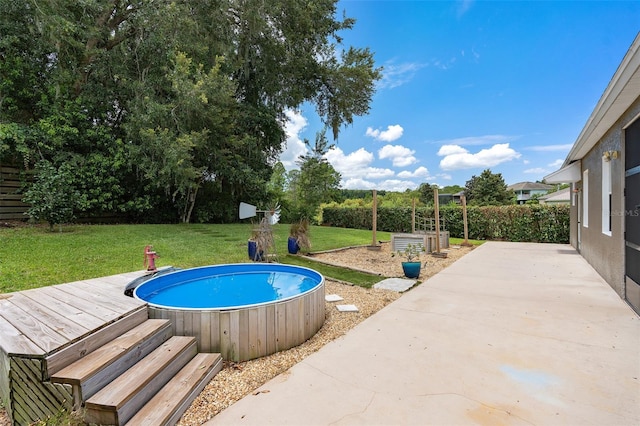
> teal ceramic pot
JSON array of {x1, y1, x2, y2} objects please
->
[{"x1": 401, "y1": 261, "x2": 421, "y2": 278}]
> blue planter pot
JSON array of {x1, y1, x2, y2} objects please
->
[
  {"x1": 287, "y1": 237, "x2": 300, "y2": 254},
  {"x1": 248, "y1": 240, "x2": 263, "y2": 261},
  {"x1": 401, "y1": 262, "x2": 421, "y2": 278}
]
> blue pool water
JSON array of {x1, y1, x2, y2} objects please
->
[{"x1": 133, "y1": 263, "x2": 323, "y2": 310}]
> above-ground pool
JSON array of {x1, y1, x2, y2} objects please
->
[{"x1": 133, "y1": 263, "x2": 325, "y2": 361}]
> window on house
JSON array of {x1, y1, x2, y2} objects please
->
[
  {"x1": 602, "y1": 157, "x2": 612, "y2": 235},
  {"x1": 583, "y1": 169, "x2": 589, "y2": 228}
]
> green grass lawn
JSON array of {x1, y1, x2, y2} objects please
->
[
  {"x1": 280, "y1": 254, "x2": 382, "y2": 288},
  {"x1": 449, "y1": 237, "x2": 484, "y2": 246},
  {"x1": 0, "y1": 223, "x2": 484, "y2": 293},
  {"x1": 0, "y1": 223, "x2": 392, "y2": 293}
]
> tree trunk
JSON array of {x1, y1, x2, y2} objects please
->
[{"x1": 182, "y1": 186, "x2": 199, "y2": 223}]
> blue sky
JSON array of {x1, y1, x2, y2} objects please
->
[{"x1": 278, "y1": 0, "x2": 640, "y2": 191}]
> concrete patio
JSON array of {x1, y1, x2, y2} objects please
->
[{"x1": 209, "y1": 242, "x2": 640, "y2": 425}]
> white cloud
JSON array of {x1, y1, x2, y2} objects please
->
[
  {"x1": 378, "y1": 62, "x2": 426, "y2": 89},
  {"x1": 432, "y1": 57, "x2": 457, "y2": 71},
  {"x1": 324, "y1": 147, "x2": 394, "y2": 180},
  {"x1": 524, "y1": 168, "x2": 548, "y2": 174},
  {"x1": 437, "y1": 145, "x2": 469, "y2": 156},
  {"x1": 366, "y1": 124, "x2": 404, "y2": 142},
  {"x1": 279, "y1": 110, "x2": 308, "y2": 169},
  {"x1": 325, "y1": 147, "x2": 373, "y2": 173},
  {"x1": 325, "y1": 146, "x2": 421, "y2": 190},
  {"x1": 523, "y1": 159, "x2": 531, "y2": 165},
  {"x1": 378, "y1": 144, "x2": 417, "y2": 167},
  {"x1": 342, "y1": 178, "x2": 377, "y2": 190},
  {"x1": 397, "y1": 166, "x2": 431, "y2": 179},
  {"x1": 526, "y1": 144, "x2": 573, "y2": 152},
  {"x1": 343, "y1": 178, "x2": 415, "y2": 191},
  {"x1": 434, "y1": 134, "x2": 519, "y2": 146},
  {"x1": 365, "y1": 127, "x2": 378, "y2": 138},
  {"x1": 377, "y1": 179, "x2": 420, "y2": 191},
  {"x1": 438, "y1": 143, "x2": 521, "y2": 171},
  {"x1": 437, "y1": 173, "x2": 453, "y2": 180},
  {"x1": 520, "y1": 159, "x2": 563, "y2": 176},
  {"x1": 548, "y1": 159, "x2": 564, "y2": 168}
]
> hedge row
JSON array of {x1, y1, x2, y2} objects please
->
[{"x1": 322, "y1": 204, "x2": 570, "y2": 243}]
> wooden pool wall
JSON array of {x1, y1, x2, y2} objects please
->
[{"x1": 148, "y1": 281, "x2": 325, "y2": 361}]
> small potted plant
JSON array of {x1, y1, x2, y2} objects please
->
[
  {"x1": 288, "y1": 218, "x2": 311, "y2": 254},
  {"x1": 248, "y1": 229, "x2": 263, "y2": 261},
  {"x1": 393, "y1": 243, "x2": 425, "y2": 278},
  {"x1": 248, "y1": 218, "x2": 275, "y2": 261}
]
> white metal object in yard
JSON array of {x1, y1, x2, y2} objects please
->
[{"x1": 239, "y1": 202, "x2": 281, "y2": 225}]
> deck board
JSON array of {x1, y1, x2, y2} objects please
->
[
  {"x1": 32, "y1": 286, "x2": 117, "y2": 324},
  {"x1": 20, "y1": 289, "x2": 105, "y2": 330},
  {"x1": 0, "y1": 271, "x2": 148, "y2": 359},
  {"x1": 0, "y1": 315, "x2": 42, "y2": 356},
  {"x1": 97, "y1": 272, "x2": 147, "y2": 290},
  {"x1": 48, "y1": 286, "x2": 124, "y2": 321},
  {"x1": 78, "y1": 279, "x2": 142, "y2": 309},
  {"x1": 8, "y1": 294, "x2": 92, "y2": 341},
  {"x1": 54, "y1": 281, "x2": 140, "y2": 313},
  {"x1": 0, "y1": 298, "x2": 66, "y2": 353}
]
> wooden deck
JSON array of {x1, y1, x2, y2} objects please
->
[{"x1": 0, "y1": 270, "x2": 149, "y2": 424}]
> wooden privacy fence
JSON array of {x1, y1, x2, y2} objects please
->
[{"x1": 0, "y1": 166, "x2": 32, "y2": 220}]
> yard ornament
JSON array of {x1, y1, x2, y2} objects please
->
[{"x1": 144, "y1": 245, "x2": 159, "y2": 272}]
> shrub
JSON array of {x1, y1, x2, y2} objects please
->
[
  {"x1": 321, "y1": 204, "x2": 570, "y2": 243},
  {"x1": 23, "y1": 161, "x2": 85, "y2": 231}
]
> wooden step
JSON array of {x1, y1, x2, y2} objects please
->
[
  {"x1": 50, "y1": 319, "x2": 172, "y2": 406},
  {"x1": 125, "y1": 353, "x2": 223, "y2": 425},
  {"x1": 84, "y1": 336, "x2": 198, "y2": 425},
  {"x1": 45, "y1": 306, "x2": 148, "y2": 379}
]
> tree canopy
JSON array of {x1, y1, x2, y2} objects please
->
[
  {"x1": 287, "y1": 129, "x2": 341, "y2": 220},
  {"x1": 417, "y1": 182, "x2": 439, "y2": 205},
  {"x1": 0, "y1": 0, "x2": 381, "y2": 223},
  {"x1": 464, "y1": 169, "x2": 514, "y2": 206}
]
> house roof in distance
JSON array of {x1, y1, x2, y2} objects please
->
[
  {"x1": 507, "y1": 182, "x2": 554, "y2": 191},
  {"x1": 539, "y1": 187, "x2": 571, "y2": 202}
]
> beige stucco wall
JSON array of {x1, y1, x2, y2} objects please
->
[{"x1": 570, "y1": 98, "x2": 640, "y2": 297}]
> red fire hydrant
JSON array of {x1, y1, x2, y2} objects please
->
[{"x1": 144, "y1": 245, "x2": 159, "y2": 272}]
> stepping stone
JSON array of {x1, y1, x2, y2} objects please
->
[
  {"x1": 336, "y1": 304, "x2": 358, "y2": 312},
  {"x1": 373, "y1": 278, "x2": 417, "y2": 292},
  {"x1": 325, "y1": 294, "x2": 344, "y2": 302}
]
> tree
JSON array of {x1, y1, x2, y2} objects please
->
[
  {"x1": 525, "y1": 193, "x2": 542, "y2": 204},
  {"x1": 1, "y1": 0, "x2": 381, "y2": 223},
  {"x1": 1, "y1": 0, "x2": 151, "y2": 218},
  {"x1": 124, "y1": 53, "x2": 240, "y2": 223},
  {"x1": 544, "y1": 183, "x2": 570, "y2": 193},
  {"x1": 23, "y1": 161, "x2": 85, "y2": 231},
  {"x1": 441, "y1": 184, "x2": 464, "y2": 194},
  {"x1": 464, "y1": 169, "x2": 514, "y2": 206},
  {"x1": 417, "y1": 182, "x2": 440, "y2": 205},
  {"x1": 289, "y1": 129, "x2": 341, "y2": 220},
  {"x1": 231, "y1": 0, "x2": 382, "y2": 138}
]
